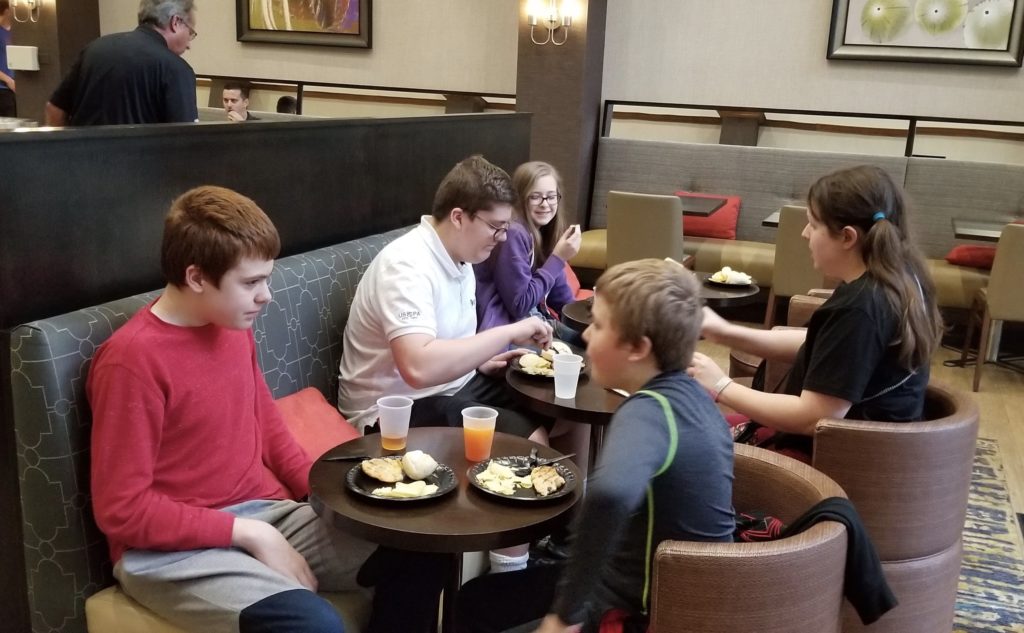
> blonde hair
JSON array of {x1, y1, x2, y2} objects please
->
[{"x1": 595, "y1": 259, "x2": 703, "y2": 372}]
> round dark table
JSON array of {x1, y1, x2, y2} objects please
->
[
  {"x1": 309, "y1": 428, "x2": 583, "y2": 633},
  {"x1": 695, "y1": 272, "x2": 761, "y2": 308},
  {"x1": 506, "y1": 362, "x2": 625, "y2": 470},
  {"x1": 561, "y1": 298, "x2": 593, "y2": 333},
  {"x1": 561, "y1": 274, "x2": 760, "y2": 333}
]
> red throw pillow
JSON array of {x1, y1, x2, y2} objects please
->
[
  {"x1": 945, "y1": 245, "x2": 997, "y2": 270},
  {"x1": 675, "y1": 191, "x2": 741, "y2": 240},
  {"x1": 563, "y1": 262, "x2": 594, "y2": 300},
  {"x1": 275, "y1": 387, "x2": 360, "y2": 460}
]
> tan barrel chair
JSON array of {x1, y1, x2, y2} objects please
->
[
  {"x1": 763, "y1": 205, "x2": 825, "y2": 327},
  {"x1": 650, "y1": 444, "x2": 848, "y2": 633},
  {"x1": 605, "y1": 191, "x2": 684, "y2": 267},
  {"x1": 959, "y1": 222, "x2": 1024, "y2": 391},
  {"x1": 813, "y1": 383, "x2": 979, "y2": 633}
]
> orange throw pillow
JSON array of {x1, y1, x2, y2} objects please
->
[
  {"x1": 676, "y1": 191, "x2": 741, "y2": 240},
  {"x1": 945, "y1": 245, "x2": 997, "y2": 270},
  {"x1": 275, "y1": 387, "x2": 360, "y2": 460}
]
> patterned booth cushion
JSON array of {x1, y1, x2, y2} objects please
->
[{"x1": 10, "y1": 226, "x2": 408, "y2": 633}]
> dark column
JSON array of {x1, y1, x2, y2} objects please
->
[
  {"x1": 11, "y1": 0, "x2": 100, "y2": 123},
  {"x1": 516, "y1": 0, "x2": 607, "y2": 228}
]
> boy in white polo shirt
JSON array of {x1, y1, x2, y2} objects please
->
[{"x1": 339, "y1": 155, "x2": 554, "y2": 442}]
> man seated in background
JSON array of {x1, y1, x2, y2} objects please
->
[
  {"x1": 88, "y1": 185, "x2": 445, "y2": 633},
  {"x1": 223, "y1": 80, "x2": 258, "y2": 122},
  {"x1": 339, "y1": 154, "x2": 553, "y2": 442},
  {"x1": 45, "y1": 0, "x2": 199, "y2": 126},
  {"x1": 276, "y1": 95, "x2": 298, "y2": 114}
]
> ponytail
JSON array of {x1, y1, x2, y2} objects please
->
[{"x1": 861, "y1": 219, "x2": 943, "y2": 369}]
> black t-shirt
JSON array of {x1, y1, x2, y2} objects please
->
[
  {"x1": 785, "y1": 274, "x2": 928, "y2": 423},
  {"x1": 50, "y1": 26, "x2": 198, "y2": 126}
]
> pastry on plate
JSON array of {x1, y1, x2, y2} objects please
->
[
  {"x1": 361, "y1": 457, "x2": 404, "y2": 483},
  {"x1": 531, "y1": 465, "x2": 566, "y2": 496}
]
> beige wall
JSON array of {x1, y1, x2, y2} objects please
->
[
  {"x1": 603, "y1": 1, "x2": 1024, "y2": 123},
  {"x1": 98, "y1": 0, "x2": 518, "y2": 94}
]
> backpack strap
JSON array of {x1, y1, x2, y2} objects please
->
[{"x1": 634, "y1": 389, "x2": 678, "y2": 614}]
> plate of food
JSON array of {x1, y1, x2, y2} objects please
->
[
  {"x1": 467, "y1": 456, "x2": 577, "y2": 502},
  {"x1": 345, "y1": 451, "x2": 457, "y2": 502},
  {"x1": 510, "y1": 341, "x2": 585, "y2": 378},
  {"x1": 705, "y1": 266, "x2": 755, "y2": 287}
]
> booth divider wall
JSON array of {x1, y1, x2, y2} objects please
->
[{"x1": 0, "y1": 113, "x2": 531, "y2": 633}]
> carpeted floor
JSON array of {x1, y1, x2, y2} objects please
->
[{"x1": 955, "y1": 438, "x2": 1024, "y2": 632}]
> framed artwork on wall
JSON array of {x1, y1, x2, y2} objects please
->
[
  {"x1": 237, "y1": 0, "x2": 372, "y2": 48},
  {"x1": 828, "y1": 0, "x2": 1024, "y2": 66}
]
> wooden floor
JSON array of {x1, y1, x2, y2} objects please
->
[{"x1": 697, "y1": 334, "x2": 1024, "y2": 514}]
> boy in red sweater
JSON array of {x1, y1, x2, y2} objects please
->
[{"x1": 87, "y1": 186, "x2": 444, "y2": 633}]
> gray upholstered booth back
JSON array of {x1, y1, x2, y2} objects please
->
[
  {"x1": 10, "y1": 227, "x2": 407, "y2": 633},
  {"x1": 589, "y1": 137, "x2": 1024, "y2": 259}
]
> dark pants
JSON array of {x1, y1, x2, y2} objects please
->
[
  {"x1": 0, "y1": 89, "x2": 16, "y2": 117},
  {"x1": 407, "y1": 372, "x2": 551, "y2": 438},
  {"x1": 455, "y1": 564, "x2": 562, "y2": 633},
  {"x1": 358, "y1": 547, "x2": 449, "y2": 633}
]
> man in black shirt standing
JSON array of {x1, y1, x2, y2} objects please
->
[{"x1": 44, "y1": 0, "x2": 199, "y2": 126}]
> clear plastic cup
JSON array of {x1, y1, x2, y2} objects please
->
[
  {"x1": 376, "y1": 396, "x2": 413, "y2": 451},
  {"x1": 552, "y1": 353, "x2": 584, "y2": 399},
  {"x1": 462, "y1": 406, "x2": 498, "y2": 462}
]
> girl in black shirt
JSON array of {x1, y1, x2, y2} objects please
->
[{"x1": 688, "y1": 165, "x2": 943, "y2": 461}]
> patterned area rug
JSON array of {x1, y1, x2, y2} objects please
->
[{"x1": 955, "y1": 438, "x2": 1024, "y2": 632}]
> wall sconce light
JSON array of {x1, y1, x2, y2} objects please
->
[
  {"x1": 12, "y1": 0, "x2": 42, "y2": 23},
  {"x1": 527, "y1": 0, "x2": 576, "y2": 46}
]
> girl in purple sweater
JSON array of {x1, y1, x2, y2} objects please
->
[{"x1": 475, "y1": 161, "x2": 582, "y2": 337}]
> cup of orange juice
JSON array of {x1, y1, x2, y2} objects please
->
[
  {"x1": 377, "y1": 396, "x2": 413, "y2": 451},
  {"x1": 462, "y1": 406, "x2": 498, "y2": 462}
]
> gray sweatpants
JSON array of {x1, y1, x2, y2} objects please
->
[{"x1": 114, "y1": 499, "x2": 378, "y2": 633}]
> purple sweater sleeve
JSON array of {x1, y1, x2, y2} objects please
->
[{"x1": 494, "y1": 224, "x2": 567, "y2": 320}]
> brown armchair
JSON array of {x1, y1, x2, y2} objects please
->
[
  {"x1": 729, "y1": 292, "x2": 980, "y2": 632},
  {"x1": 649, "y1": 444, "x2": 848, "y2": 633},
  {"x1": 813, "y1": 383, "x2": 979, "y2": 633}
]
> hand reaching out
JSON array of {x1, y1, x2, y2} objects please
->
[
  {"x1": 532, "y1": 614, "x2": 582, "y2": 633},
  {"x1": 700, "y1": 306, "x2": 731, "y2": 343},
  {"x1": 687, "y1": 351, "x2": 727, "y2": 393},
  {"x1": 479, "y1": 348, "x2": 528, "y2": 376},
  {"x1": 510, "y1": 316, "x2": 553, "y2": 350}
]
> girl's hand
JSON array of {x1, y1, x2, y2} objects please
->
[
  {"x1": 687, "y1": 351, "x2": 726, "y2": 392},
  {"x1": 700, "y1": 306, "x2": 731, "y2": 343},
  {"x1": 553, "y1": 225, "x2": 582, "y2": 261}
]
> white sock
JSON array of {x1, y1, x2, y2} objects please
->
[{"x1": 488, "y1": 551, "x2": 529, "y2": 573}]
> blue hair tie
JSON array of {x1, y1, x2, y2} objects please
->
[{"x1": 873, "y1": 211, "x2": 887, "y2": 222}]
